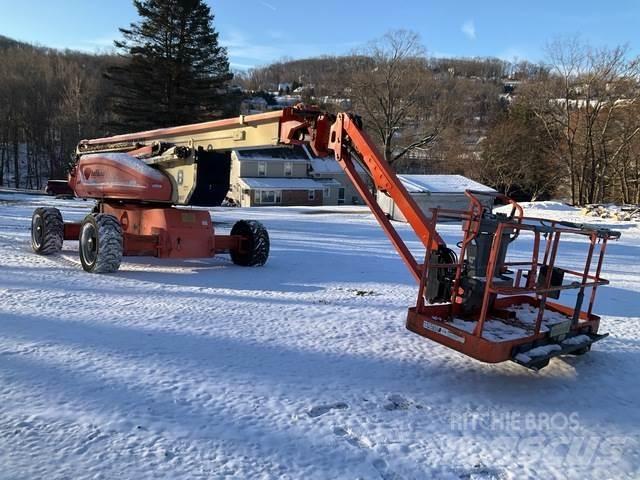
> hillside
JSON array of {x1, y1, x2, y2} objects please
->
[{"x1": 0, "y1": 35, "x2": 22, "y2": 49}]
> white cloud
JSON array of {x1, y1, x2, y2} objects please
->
[
  {"x1": 267, "y1": 30, "x2": 285, "y2": 40},
  {"x1": 431, "y1": 51, "x2": 456, "y2": 58},
  {"x1": 84, "y1": 33, "x2": 120, "y2": 48},
  {"x1": 221, "y1": 29, "x2": 280, "y2": 63},
  {"x1": 461, "y1": 20, "x2": 476, "y2": 40},
  {"x1": 48, "y1": 32, "x2": 120, "y2": 53},
  {"x1": 497, "y1": 46, "x2": 535, "y2": 62},
  {"x1": 259, "y1": 1, "x2": 277, "y2": 11},
  {"x1": 221, "y1": 27, "x2": 364, "y2": 67},
  {"x1": 230, "y1": 62, "x2": 258, "y2": 71}
]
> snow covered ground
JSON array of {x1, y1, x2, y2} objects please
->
[{"x1": 0, "y1": 194, "x2": 639, "y2": 479}]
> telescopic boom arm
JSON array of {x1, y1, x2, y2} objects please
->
[{"x1": 77, "y1": 106, "x2": 447, "y2": 281}]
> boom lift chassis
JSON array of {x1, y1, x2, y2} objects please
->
[{"x1": 31, "y1": 107, "x2": 620, "y2": 370}]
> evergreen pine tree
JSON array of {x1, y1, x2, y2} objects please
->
[{"x1": 109, "y1": 0, "x2": 233, "y2": 130}]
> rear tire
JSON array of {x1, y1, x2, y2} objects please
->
[
  {"x1": 79, "y1": 214, "x2": 123, "y2": 273},
  {"x1": 570, "y1": 345, "x2": 591, "y2": 356},
  {"x1": 230, "y1": 220, "x2": 269, "y2": 266},
  {"x1": 31, "y1": 207, "x2": 63, "y2": 255}
]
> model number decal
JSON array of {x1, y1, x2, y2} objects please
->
[{"x1": 423, "y1": 321, "x2": 466, "y2": 343}]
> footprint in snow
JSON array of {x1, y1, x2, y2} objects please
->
[
  {"x1": 457, "y1": 464, "x2": 508, "y2": 480},
  {"x1": 307, "y1": 402, "x2": 348, "y2": 418},
  {"x1": 332, "y1": 426, "x2": 374, "y2": 449},
  {"x1": 373, "y1": 458, "x2": 403, "y2": 480},
  {"x1": 384, "y1": 394, "x2": 421, "y2": 411}
]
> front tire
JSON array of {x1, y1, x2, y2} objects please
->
[
  {"x1": 230, "y1": 220, "x2": 269, "y2": 266},
  {"x1": 31, "y1": 207, "x2": 63, "y2": 255},
  {"x1": 79, "y1": 214, "x2": 123, "y2": 273},
  {"x1": 570, "y1": 345, "x2": 591, "y2": 356}
]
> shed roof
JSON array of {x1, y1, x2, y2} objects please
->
[
  {"x1": 398, "y1": 175, "x2": 495, "y2": 194},
  {"x1": 239, "y1": 177, "x2": 325, "y2": 190}
]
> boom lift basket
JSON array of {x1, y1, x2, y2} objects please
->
[{"x1": 406, "y1": 191, "x2": 619, "y2": 370}]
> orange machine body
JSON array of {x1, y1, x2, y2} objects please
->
[{"x1": 70, "y1": 153, "x2": 173, "y2": 202}]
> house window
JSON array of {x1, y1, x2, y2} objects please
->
[
  {"x1": 308, "y1": 190, "x2": 315, "y2": 201},
  {"x1": 260, "y1": 190, "x2": 281, "y2": 204},
  {"x1": 258, "y1": 161, "x2": 266, "y2": 177},
  {"x1": 324, "y1": 187, "x2": 331, "y2": 197},
  {"x1": 284, "y1": 161, "x2": 293, "y2": 177},
  {"x1": 338, "y1": 187, "x2": 345, "y2": 204},
  {"x1": 254, "y1": 190, "x2": 260, "y2": 204}
]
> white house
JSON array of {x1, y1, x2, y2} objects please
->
[
  {"x1": 377, "y1": 174, "x2": 496, "y2": 221},
  {"x1": 307, "y1": 153, "x2": 365, "y2": 205},
  {"x1": 226, "y1": 144, "x2": 370, "y2": 207},
  {"x1": 227, "y1": 146, "x2": 327, "y2": 207}
]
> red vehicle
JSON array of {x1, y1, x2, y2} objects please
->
[
  {"x1": 44, "y1": 179, "x2": 74, "y2": 197},
  {"x1": 30, "y1": 106, "x2": 620, "y2": 370}
]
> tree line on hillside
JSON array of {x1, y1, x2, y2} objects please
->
[
  {"x1": 0, "y1": 0, "x2": 234, "y2": 189},
  {"x1": 480, "y1": 40, "x2": 640, "y2": 204},
  {"x1": 0, "y1": 37, "x2": 117, "y2": 188},
  {"x1": 1, "y1": 6, "x2": 640, "y2": 205},
  {"x1": 238, "y1": 33, "x2": 640, "y2": 204}
]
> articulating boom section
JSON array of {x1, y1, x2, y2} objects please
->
[
  {"x1": 64, "y1": 106, "x2": 620, "y2": 369},
  {"x1": 73, "y1": 107, "x2": 445, "y2": 281}
]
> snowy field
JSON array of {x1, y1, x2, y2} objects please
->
[{"x1": 0, "y1": 193, "x2": 639, "y2": 479}]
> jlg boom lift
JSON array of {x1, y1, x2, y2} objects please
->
[{"x1": 30, "y1": 106, "x2": 620, "y2": 370}]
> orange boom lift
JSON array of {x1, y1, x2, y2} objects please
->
[{"x1": 31, "y1": 107, "x2": 619, "y2": 370}]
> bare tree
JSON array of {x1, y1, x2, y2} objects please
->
[
  {"x1": 476, "y1": 105, "x2": 561, "y2": 200},
  {"x1": 612, "y1": 101, "x2": 640, "y2": 203},
  {"x1": 0, "y1": 41, "x2": 117, "y2": 187},
  {"x1": 348, "y1": 30, "x2": 460, "y2": 167},
  {"x1": 524, "y1": 37, "x2": 640, "y2": 204}
]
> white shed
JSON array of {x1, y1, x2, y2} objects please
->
[{"x1": 377, "y1": 174, "x2": 496, "y2": 222}]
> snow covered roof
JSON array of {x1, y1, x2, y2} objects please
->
[
  {"x1": 235, "y1": 146, "x2": 310, "y2": 161},
  {"x1": 398, "y1": 175, "x2": 495, "y2": 194},
  {"x1": 314, "y1": 178, "x2": 342, "y2": 186},
  {"x1": 309, "y1": 157, "x2": 343, "y2": 174},
  {"x1": 307, "y1": 151, "x2": 365, "y2": 174},
  {"x1": 240, "y1": 178, "x2": 326, "y2": 190}
]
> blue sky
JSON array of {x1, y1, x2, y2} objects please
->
[{"x1": 1, "y1": 0, "x2": 639, "y2": 70}]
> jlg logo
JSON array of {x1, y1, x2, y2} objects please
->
[{"x1": 83, "y1": 168, "x2": 105, "y2": 179}]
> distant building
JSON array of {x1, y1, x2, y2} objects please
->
[
  {"x1": 377, "y1": 174, "x2": 495, "y2": 221},
  {"x1": 236, "y1": 177, "x2": 325, "y2": 206},
  {"x1": 308, "y1": 155, "x2": 364, "y2": 205},
  {"x1": 317, "y1": 96, "x2": 352, "y2": 109},
  {"x1": 240, "y1": 96, "x2": 268, "y2": 114},
  {"x1": 227, "y1": 146, "x2": 324, "y2": 207},
  {"x1": 277, "y1": 82, "x2": 292, "y2": 93},
  {"x1": 227, "y1": 146, "x2": 366, "y2": 207},
  {"x1": 274, "y1": 94, "x2": 302, "y2": 107}
]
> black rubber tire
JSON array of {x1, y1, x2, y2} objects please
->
[
  {"x1": 230, "y1": 220, "x2": 269, "y2": 266},
  {"x1": 31, "y1": 207, "x2": 63, "y2": 255},
  {"x1": 532, "y1": 359, "x2": 550, "y2": 371},
  {"x1": 79, "y1": 213, "x2": 123, "y2": 273},
  {"x1": 570, "y1": 345, "x2": 591, "y2": 356}
]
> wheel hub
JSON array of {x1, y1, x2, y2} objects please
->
[
  {"x1": 80, "y1": 223, "x2": 98, "y2": 264},
  {"x1": 32, "y1": 216, "x2": 43, "y2": 248}
]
